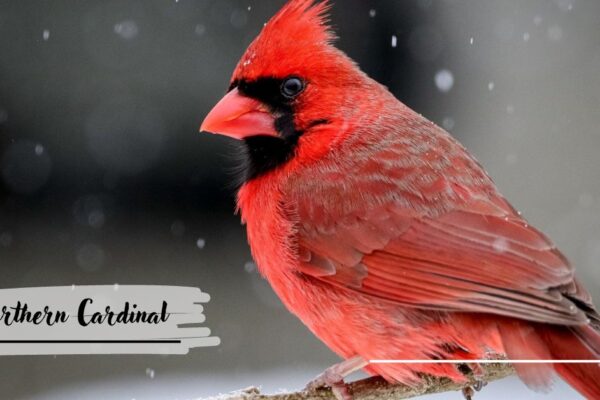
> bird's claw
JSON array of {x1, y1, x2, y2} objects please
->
[
  {"x1": 305, "y1": 371, "x2": 352, "y2": 400},
  {"x1": 305, "y1": 356, "x2": 367, "y2": 400},
  {"x1": 305, "y1": 370, "x2": 342, "y2": 391},
  {"x1": 473, "y1": 380, "x2": 487, "y2": 392},
  {"x1": 468, "y1": 363, "x2": 485, "y2": 381},
  {"x1": 457, "y1": 361, "x2": 488, "y2": 399},
  {"x1": 461, "y1": 379, "x2": 487, "y2": 400}
]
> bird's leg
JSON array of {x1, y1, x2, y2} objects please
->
[
  {"x1": 462, "y1": 380, "x2": 488, "y2": 400},
  {"x1": 467, "y1": 362, "x2": 485, "y2": 380},
  {"x1": 459, "y1": 362, "x2": 488, "y2": 400},
  {"x1": 468, "y1": 362, "x2": 488, "y2": 391},
  {"x1": 305, "y1": 356, "x2": 368, "y2": 400}
]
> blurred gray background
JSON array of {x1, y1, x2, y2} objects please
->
[{"x1": 0, "y1": 0, "x2": 599, "y2": 399}]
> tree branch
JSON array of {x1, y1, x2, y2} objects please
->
[{"x1": 205, "y1": 363, "x2": 515, "y2": 400}]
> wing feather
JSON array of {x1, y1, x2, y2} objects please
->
[{"x1": 288, "y1": 118, "x2": 597, "y2": 326}]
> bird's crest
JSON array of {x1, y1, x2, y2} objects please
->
[
  {"x1": 232, "y1": 0, "x2": 336, "y2": 82},
  {"x1": 266, "y1": 0, "x2": 334, "y2": 44}
]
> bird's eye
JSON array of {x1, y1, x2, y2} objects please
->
[{"x1": 281, "y1": 77, "x2": 305, "y2": 99}]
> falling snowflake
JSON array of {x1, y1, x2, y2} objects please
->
[{"x1": 435, "y1": 70, "x2": 454, "y2": 93}]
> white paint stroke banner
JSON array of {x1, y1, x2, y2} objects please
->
[{"x1": 0, "y1": 285, "x2": 220, "y2": 355}]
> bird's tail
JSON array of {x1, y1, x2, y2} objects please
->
[
  {"x1": 500, "y1": 321, "x2": 600, "y2": 399},
  {"x1": 541, "y1": 325, "x2": 600, "y2": 399}
]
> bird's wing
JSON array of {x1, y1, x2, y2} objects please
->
[
  {"x1": 296, "y1": 198, "x2": 595, "y2": 325},
  {"x1": 290, "y1": 124, "x2": 595, "y2": 326}
]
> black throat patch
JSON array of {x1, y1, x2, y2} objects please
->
[{"x1": 230, "y1": 77, "x2": 326, "y2": 183}]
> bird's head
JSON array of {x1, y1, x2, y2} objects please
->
[{"x1": 201, "y1": 0, "x2": 375, "y2": 181}]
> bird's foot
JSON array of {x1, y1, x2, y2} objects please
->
[
  {"x1": 459, "y1": 362, "x2": 487, "y2": 400},
  {"x1": 304, "y1": 356, "x2": 368, "y2": 400},
  {"x1": 467, "y1": 363, "x2": 485, "y2": 381},
  {"x1": 472, "y1": 379, "x2": 487, "y2": 391},
  {"x1": 306, "y1": 378, "x2": 351, "y2": 400},
  {"x1": 461, "y1": 382, "x2": 487, "y2": 400},
  {"x1": 305, "y1": 369, "x2": 343, "y2": 392}
]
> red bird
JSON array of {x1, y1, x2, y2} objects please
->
[{"x1": 201, "y1": 1, "x2": 600, "y2": 399}]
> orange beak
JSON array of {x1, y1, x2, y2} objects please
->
[{"x1": 200, "y1": 88, "x2": 278, "y2": 140}]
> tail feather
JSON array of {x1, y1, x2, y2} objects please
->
[
  {"x1": 539, "y1": 326, "x2": 600, "y2": 399},
  {"x1": 500, "y1": 321, "x2": 600, "y2": 399},
  {"x1": 499, "y1": 321, "x2": 554, "y2": 391},
  {"x1": 555, "y1": 363, "x2": 600, "y2": 400},
  {"x1": 574, "y1": 325, "x2": 600, "y2": 355}
]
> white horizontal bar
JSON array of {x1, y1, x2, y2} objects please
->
[{"x1": 370, "y1": 360, "x2": 600, "y2": 364}]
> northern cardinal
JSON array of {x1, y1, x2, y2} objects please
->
[{"x1": 201, "y1": 1, "x2": 600, "y2": 399}]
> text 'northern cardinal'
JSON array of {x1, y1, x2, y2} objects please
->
[{"x1": 201, "y1": 1, "x2": 600, "y2": 399}]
